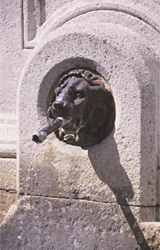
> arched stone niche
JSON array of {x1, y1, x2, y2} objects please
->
[
  {"x1": 1, "y1": 4, "x2": 160, "y2": 249},
  {"x1": 18, "y1": 20, "x2": 158, "y2": 210}
]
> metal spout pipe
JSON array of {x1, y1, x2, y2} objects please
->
[{"x1": 32, "y1": 117, "x2": 63, "y2": 143}]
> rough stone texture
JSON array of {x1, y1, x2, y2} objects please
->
[
  {"x1": 0, "y1": 191, "x2": 16, "y2": 224},
  {"x1": 0, "y1": 0, "x2": 29, "y2": 114},
  {"x1": 18, "y1": 18, "x2": 158, "y2": 212},
  {"x1": 0, "y1": 113, "x2": 16, "y2": 158},
  {"x1": 0, "y1": 196, "x2": 139, "y2": 250},
  {"x1": 36, "y1": 0, "x2": 160, "y2": 45},
  {"x1": 1, "y1": 1, "x2": 160, "y2": 249},
  {"x1": 141, "y1": 223, "x2": 160, "y2": 250},
  {"x1": 36, "y1": 0, "x2": 160, "y2": 185},
  {"x1": 45, "y1": 0, "x2": 74, "y2": 19},
  {"x1": 0, "y1": 0, "x2": 30, "y2": 221},
  {"x1": 0, "y1": 158, "x2": 16, "y2": 223},
  {"x1": 0, "y1": 158, "x2": 16, "y2": 191}
]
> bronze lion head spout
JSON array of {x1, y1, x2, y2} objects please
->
[{"x1": 33, "y1": 69, "x2": 115, "y2": 149}]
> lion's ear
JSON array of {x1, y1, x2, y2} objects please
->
[
  {"x1": 90, "y1": 78, "x2": 112, "y2": 93},
  {"x1": 91, "y1": 79, "x2": 104, "y2": 86}
]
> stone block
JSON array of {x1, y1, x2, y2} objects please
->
[
  {"x1": 0, "y1": 0, "x2": 28, "y2": 115},
  {"x1": 0, "y1": 196, "x2": 139, "y2": 250},
  {"x1": 1, "y1": 1, "x2": 160, "y2": 249},
  {"x1": 0, "y1": 190, "x2": 16, "y2": 224},
  {"x1": 0, "y1": 157, "x2": 17, "y2": 224},
  {"x1": 141, "y1": 223, "x2": 160, "y2": 250},
  {"x1": 0, "y1": 158, "x2": 16, "y2": 191}
]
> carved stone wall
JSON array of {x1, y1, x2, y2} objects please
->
[{"x1": 1, "y1": 1, "x2": 160, "y2": 249}]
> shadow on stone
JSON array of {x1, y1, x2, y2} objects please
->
[
  {"x1": 88, "y1": 134, "x2": 134, "y2": 200},
  {"x1": 88, "y1": 134, "x2": 151, "y2": 250}
]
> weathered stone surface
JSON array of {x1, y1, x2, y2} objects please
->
[
  {"x1": 141, "y1": 223, "x2": 160, "y2": 250},
  {"x1": 37, "y1": 0, "x2": 160, "y2": 45},
  {"x1": 0, "y1": 157, "x2": 16, "y2": 224},
  {"x1": 0, "y1": 190, "x2": 16, "y2": 224},
  {"x1": 0, "y1": 196, "x2": 139, "y2": 250},
  {"x1": 30, "y1": 136, "x2": 155, "y2": 217},
  {"x1": 0, "y1": 158, "x2": 16, "y2": 190},
  {"x1": 1, "y1": 1, "x2": 160, "y2": 249},
  {"x1": 0, "y1": 113, "x2": 17, "y2": 158},
  {"x1": 0, "y1": 0, "x2": 29, "y2": 114},
  {"x1": 18, "y1": 18, "x2": 158, "y2": 214}
]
